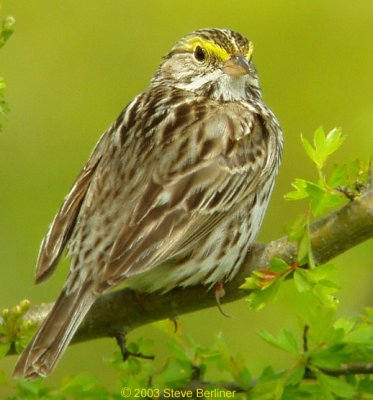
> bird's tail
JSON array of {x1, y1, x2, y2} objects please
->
[{"x1": 13, "y1": 280, "x2": 96, "y2": 379}]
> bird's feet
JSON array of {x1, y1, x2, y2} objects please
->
[{"x1": 214, "y1": 281, "x2": 231, "y2": 318}]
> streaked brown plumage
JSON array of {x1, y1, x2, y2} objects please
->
[{"x1": 14, "y1": 28, "x2": 283, "y2": 379}]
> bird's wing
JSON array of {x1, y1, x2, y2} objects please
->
[
  {"x1": 35, "y1": 132, "x2": 109, "y2": 284},
  {"x1": 98, "y1": 104, "x2": 270, "y2": 289}
]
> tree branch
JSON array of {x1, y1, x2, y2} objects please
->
[
  {"x1": 316, "y1": 363, "x2": 373, "y2": 377},
  {"x1": 5, "y1": 189, "x2": 373, "y2": 355}
]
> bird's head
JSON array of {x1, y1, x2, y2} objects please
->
[{"x1": 153, "y1": 28, "x2": 261, "y2": 102}]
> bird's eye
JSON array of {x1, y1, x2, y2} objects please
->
[{"x1": 194, "y1": 45, "x2": 206, "y2": 62}]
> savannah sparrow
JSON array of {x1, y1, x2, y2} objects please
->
[{"x1": 14, "y1": 28, "x2": 283, "y2": 379}]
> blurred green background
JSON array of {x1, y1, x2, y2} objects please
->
[{"x1": 1, "y1": 0, "x2": 372, "y2": 392}]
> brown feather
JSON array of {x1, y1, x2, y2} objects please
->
[
  {"x1": 13, "y1": 279, "x2": 95, "y2": 379},
  {"x1": 96, "y1": 107, "x2": 269, "y2": 289},
  {"x1": 35, "y1": 161, "x2": 101, "y2": 283}
]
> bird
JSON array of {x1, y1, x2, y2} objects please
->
[{"x1": 13, "y1": 28, "x2": 283, "y2": 379}]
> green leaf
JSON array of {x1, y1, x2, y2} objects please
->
[
  {"x1": 301, "y1": 181, "x2": 342, "y2": 216},
  {"x1": 328, "y1": 164, "x2": 347, "y2": 187},
  {"x1": 0, "y1": 16, "x2": 15, "y2": 48},
  {"x1": 247, "y1": 279, "x2": 282, "y2": 311},
  {"x1": 317, "y1": 371, "x2": 355, "y2": 398},
  {"x1": 294, "y1": 266, "x2": 340, "y2": 308},
  {"x1": 293, "y1": 269, "x2": 312, "y2": 293},
  {"x1": 305, "y1": 182, "x2": 327, "y2": 214},
  {"x1": 285, "y1": 213, "x2": 308, "y2": 242},
  {"x1": 345, "y1": 327, "x2": 373, "y2": 344},
  {"x1": 333, "y1": 316, "x2": 356, "y2": 336},
  {"x1": 324, "y1": 128, "x2": 345, "y2": 156},
  {"x1": 127, "y1": 357, "x2": 142, "y2": 374},
  {"x1": 253, "y1": 366, "x2": 285, "y2": 399},
  {"x1": 241, "y1": 275, "x2": 261, "y2": 290},
  {"x1": 269, "y1": 257, "x2": 289, "y2": 273},
  {"x1": 312, "y1": 283, "x2": 339, "y2": 308},
  {"x1": 286, "y1": 365, "x2": 306, "y2": 386},
  {"x1": 17, "y1": 378, "x2": 52, "y2": 398},
  {"x1": 304, "y1": 181, "x2": 324, "y2": 195},
  {"x1": 236, "y1": 366, "x2": 252, "y2": 390},
  {"x1": 0, "y1": 99, "x2": 10, "y2": 116},
  {"x1": 315, "y1": 279, "x2": 340, "y2": 292},
  {"x1": 153, "y1": 357, "x2": 193, "y2": 387},
  {"x1": 358, "y1": 377, "x2": 373, "y2": 394},
  {"x1": 301, "y1": 128, "x2": 345, "y2": 169},
  {"x1": 308, "y1": 186, "x2": 343, "y2": 216},
  {"x1": 259, "y1": 329, "x2": 299, "y2": 354},
  {"x1": 301, "y1": 134, "x2": 317, "y2": 164},
  {"x1": 313, "y1": 126, "x2": 327, "y2": 167},
  {"x1": 311, "y1": 345, "x2": 349, "y2": 370},
  {"x1": 297, "y1": 225, "x2": 311, "y2": 265},
  {"x1": 284, "y1": 178, "x2": 309, "y2": 201},
  {"x1": 314, "y1": 127, "x2": 345, "y2": 168},
  {"x1": 313, "y1": 264, "x2": 336, "y2": 280}
]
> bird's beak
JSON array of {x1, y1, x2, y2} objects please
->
[{"x1": 223, "y1": 55, "x2": 252, "y2": 78}]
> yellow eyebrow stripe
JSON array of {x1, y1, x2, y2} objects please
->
[
  {"x1": 185, "y1": 37, "x2": 230, "y2": 61},
  {"x1": 246, "y1": 41, "x2": 254, "y2": 60}
]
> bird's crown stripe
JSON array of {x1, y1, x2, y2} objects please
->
[{"x1": 185, "y1": 37, "x2": 231, "y2": 61}]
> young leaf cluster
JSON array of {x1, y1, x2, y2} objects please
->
[
  {"x1": 259, "y1": 307, "x2": 373, "y2": 399},
  {"x1": 286, "y1": 127, "x2": 368, "y2": 264},
  {"x1": 0, "y1": 300, "x2": 37, "y2": 358},
  {"x1": 244, "y1": 128, "x2": 368, "y2": 312}
]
